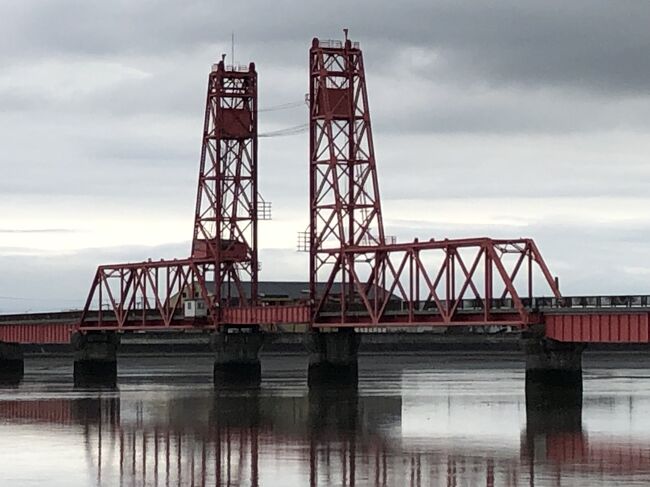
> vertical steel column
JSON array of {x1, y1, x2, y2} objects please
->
[
  {"x1": 192, "y1": 60, "x2": 258, "y2": 309},
  {"x1": 309, "y1": 36, "x2": 384, "y2": 322}
]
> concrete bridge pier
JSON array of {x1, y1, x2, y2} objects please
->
[
  {"x1": 211, "y1": 327, "x2": 265, "y2": 386},
  {"x1": 0, "y1": 342, "x2": 24, "y2": 385},
  {"x1": 521, "y1": 333, "x2": 584, "y2": 409},
  {"x1": 72, "y1": 332, "x2": 119, "y2": 387},
  {"x1": 304, "y1": 329, "x2": 361, "y2": 387}
]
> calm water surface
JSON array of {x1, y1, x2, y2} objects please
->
[{"x1": 1, "y1": 352, "x2": 650, "y2": 486}]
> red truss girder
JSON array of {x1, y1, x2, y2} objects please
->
[
  {"x1": 78, "y1": 258, "x2": 218, "y2": 330},
  {"x1": 78, "y1": 257, "x2": 311, "y2": 332},
  {"x1": 79, "y1": 61, "x2": 259, "y2": 332},
  {"x1": 312, "y1": 238, "x2": 561, "y2": 327},
  {"x1": 307, "y1": 37, "x2": 561, "y2": 329}
]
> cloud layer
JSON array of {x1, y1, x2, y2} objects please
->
[{"x1": 1, "y1": 1, "x2": 649, "y2": 311}]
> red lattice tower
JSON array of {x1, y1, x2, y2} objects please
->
[
  {"x1": 78, "y1": 60, "x2": 259, "y2": 330},
  {"x1": 308, "y1": 35, "x2": 561, "y2": 327},
  {"x1": 192, "y1": 60, "x2": 258, "y2": 306},
  {"x1": 309, "y1": 36, "x2": 385, "y2": 313}
]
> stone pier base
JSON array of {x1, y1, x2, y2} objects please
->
[
  {"x1": 521, "y1": 335, "x2": 584, "y2": 409},
  {"x1": 0, "y1": 342, "x2": 24, "y2": 385},
  {"x1": 211, "y1": 327, "x2": 265, "y2": 386},
  {"x1": 304, "y1": 329, "x2": 360, "y2": 387},
  {"x1": 72, "y1": 332, "x2": 119, "y2": 387}
]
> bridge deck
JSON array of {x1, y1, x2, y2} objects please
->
[{"x1": 2, "y1": 295, "x2": 650, "y2": 344}]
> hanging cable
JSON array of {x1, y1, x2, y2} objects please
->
[
  {"x1": 258, "y1": 95, "x2": 308, "y2": 137},
  {"x1": 258, "y1": 100, "x2": 306, "y2": 112},
  {"x1": 259, "y1": 123, "x2": 308, "y2": 138}
]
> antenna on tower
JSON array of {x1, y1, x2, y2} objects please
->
[
  {"x1": 343, "y1": 28, "x2": 349, "y2": 41},
  {"x1": 231, "y1": 32, "x2": 235, "y2": 65}
]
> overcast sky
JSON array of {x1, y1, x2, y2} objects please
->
[{"x1": 1, "y1": 0, "x2": 650, "y2": 312}]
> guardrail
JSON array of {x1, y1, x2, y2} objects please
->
[{"x1": 320, "y1": 295, "x2": 650, "y2": 315}]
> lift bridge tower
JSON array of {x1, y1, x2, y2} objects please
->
[
  {"x1": 192, "y1": 59, "x2": 259, "y2": 308},
  {"x1": 308, "y1": 34, "x2": 386, "y2": 316},
  {"x1": 79, "y1": 59, "x2": 259, "y2": 329}
]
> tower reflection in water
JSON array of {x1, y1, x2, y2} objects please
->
[{"x1": 2, "y1": 388, "x2": 650, "y2": 486}]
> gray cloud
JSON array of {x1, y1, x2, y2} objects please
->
[
  {"x1": 3, "y1": 1, "x2": 649, "y2": 91},
  {"x1": 1, "y1": 1, "x2": 649, "y2": 311}
]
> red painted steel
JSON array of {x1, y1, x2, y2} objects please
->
[
  {"x1": 307, "y1": 36, "x2": 561, "y2": 328},
  {"x1": 58, "y1": 34, "x2": 650, "y2": 337},
  {"x1": 545, "y1": 313, "x2": 650, "y2": 343},
  {"x1": 191, "y1": 60, "x2": 259, "y2": 305},
  {"x1": 309, "y1": 36, "x2": 385, "y2": 310},
  {"x1": 69, "y1": 35, "x2": 565, "y2": 333},
  {"x1": 78, "y1": 60, "x2": 259, "y2": 332},
  {"x1": 222, "y1": 305, "x2": 310, "y2": 325},
  {"x1": 79, "y1": 257, "x2": 217, "y2": 330},
  {"x1": 0, "y1": 322, "x2": 71, "y2": 344}
]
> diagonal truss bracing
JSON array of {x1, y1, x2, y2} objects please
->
[
  {"x1": 192, "y1": 61, "x2": 258, "y2": 306},
  {"x1": 308, "y1": 37, "x2": 561, "y2": 328},
  {"x1": 79, "y1": 61, "x2": 259, "y2": 331},
  {"x1": 309, "y1": 37, "x2": 385, "y2": 311},
  {"x1": 312, "y1": 238, "x2": 561, "y2": 327}
]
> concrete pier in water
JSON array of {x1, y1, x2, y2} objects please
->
[
  {"x1": 521, "y1": 333, "x2": 584, "y2": 408},
  {"x1": 211, "y1": 327, "x2": 265, "y2": 386},
  {"x1": 0, "y1": 342, "x2": 24, "y2": 384},
  {"x1": 72, "y1": 332, "x2": 119, "y2": 387},
  {"x1": 304, "y1": 329, "x2": 361, "y2": 387}
]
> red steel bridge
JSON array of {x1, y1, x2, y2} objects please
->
[{"x1": 1, "y1": 35, "x2": 649, "y2": 345}]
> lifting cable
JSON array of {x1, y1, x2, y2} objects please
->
[
  {"x1": 259, "y1": 123, "x2": 308, "y2": 138},
  {"x1": 258, "y1": 100, "x2": 306, "y2": 112},
  {"x1": 258, "y1": 97, "x2": 309, "y2": 138}
]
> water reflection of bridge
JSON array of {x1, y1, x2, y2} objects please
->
[{"x1": 1, "y1": 394, "x2": 650, "y2": 486}]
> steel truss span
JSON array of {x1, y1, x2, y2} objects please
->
[
  {"x1": 307, "y1": 36, "x2": 559, "y2": 328},
  {"x1": 313, "y1": 238, "x2": 560, "y2": 327},
  {"x1": 76, "y1": 35, "x2": 563, "y2": 333},
  {"x1": 78, "y1": 258, "x2": 218, "y2": 330},
  {"x1": 79, "y1": 61, "x2": 258, "y2": 332}
]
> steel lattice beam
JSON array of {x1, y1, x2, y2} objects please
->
[
  {"x1": 308, "y1": 36, "x2": 561, "y2": 328},
  {"x1": 79, "y1": 60, "x2": 259, "y2": 331},
  {"x1": 309, "y1": 36, "x2": 385, "y2": 314},
  {"x1": 312, "y1": 237, "x2": 560, "y2": 327},
  {"x1": 191, "y1": 60, "x2": 258, "y2": 307}
]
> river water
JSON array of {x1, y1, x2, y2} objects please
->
[{"x1": 0, "y1": 352, "x2": 649, "y2": 486}]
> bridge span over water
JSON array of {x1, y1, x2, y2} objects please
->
[
  {"x1": 3, "y1": 294, "x2": 650, "y2": 344},
  {"x1": 1, "y1": 36, "x2": 647, "y2": 397}
]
